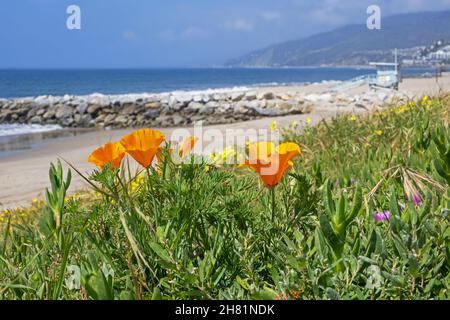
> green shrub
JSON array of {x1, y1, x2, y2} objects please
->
[{"x1": 0, "y1": 95, "x2": 449, "y2": 300}]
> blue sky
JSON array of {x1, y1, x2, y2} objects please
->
[{"x1": 0, "y1": 0, "x2": 449, "y2": 68}]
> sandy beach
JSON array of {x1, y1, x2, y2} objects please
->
[{"x1": 1, "y1": 74, "x2": 449, "y2": 210}]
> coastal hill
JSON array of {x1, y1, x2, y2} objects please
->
[{"x1": 225, "y1": 10, "x2": 450, "y2": 67}]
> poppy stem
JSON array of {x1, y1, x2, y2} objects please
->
[
  {"x1": 271, "y1": 187, "x2": 276, "y2": 222},
  {"x1": 162, "y1": 149, "x2": 168, "y2": 179},
  {"x1": 146, "y1": 167, "x2": 152, "y2": 194}
]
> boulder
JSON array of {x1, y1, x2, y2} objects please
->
[
  {"x1": 212, "y1": 94, "x2": 224, "y2": 101},
  {"x1": 120, "y1": 103, "x2": 139, "y2": 115},
  {"x1": 34, "y1": 96, "x2": 51, "y2": 107},
  {"x1": 199, "y1": 101, "x2": 219, "y2": 115},
  {"x1": 29, "y1": 115, "x2": 42, "y2": 124},
  {"x1": 104, "y1": 114, "x2": 116, "y2": 125},
  {"x1": 193, "y1": 95, "x2": 203, "y2": 102},
  {"x1": 73, "y1": 114, "x2": 82, "y2": 124},
  {"x1": 43, "y1": 109, "x2": 56, "y2": 119},
  {"x1": 36, "y1": 108, "x2": 46, "y2": 116},
  {"x1": 95, "y1": 114, "x2": 106, "y2": 123},
  {"x1": 155, "y1": 115, "x2": 173, "y2": 127},
  {"x1": 145, "y1": 102, "x2": 161, "y2": 109},
  {"x1": 202, "y1": 95, "x2": 211, "y2": 103},
  {"x1": 143, "y1": 109, "x2": 160, "y2": 119},
  {"x1": 27, "y1": 108, "x2": 38, "y2": 118},
  {"x1": 114, "y1": 115, "x2": 128, "y2": 125},
  {"x1": 245, "y1": 91, "x2": 257, "y2": 101},
  {"x1": 88, "y1": 94, "x2": 110, "y2": 106},
  {"x1": 257, "y1": 92, "x2": 274, "y2": 100},
  {"x1": 278, "y1": 94, "x2": 292, "y2": 101},
  {"x1": 80, "y1": 114, "x2": 94, "y2": 126},
  {"x1": 55, "y1": 105, "x2": 74, "y2": 119},
  {"x1": 254, "y1": 107, "x2": 285, "y2": 117},
  {"x1": 171, "y1": 102, "x2": 185, "y2": 112},
  {"x1": 233, "y1": 102, "x2": 249, "y2": 115},
  {"x1": 61, "y1": 117, "x2": 74, "y2": 126},
  {"x1": 246, "y1": 100, "x2": 261, "y2": 110},
  {"x1": 186, "y1": 101, "x2": 203, "y2": 112},
  {"x1": 0, "y1": 110, "x2": 12, "y2": 122},
  {"x1": 172, "y1": 114, "x2": 185, "y2": 126},
  {"x1": 229, "y1": 92, "x2": 245, "y2": 102},
  {"x1": 77, "y1": 102, "x2": 89, "y2": 114},
  {"x1": 87, "y1": 104, "x2": 102, "y2": 115},
  {"x1": 173, "y1": 94, "x2": 192, "y2": 104}
]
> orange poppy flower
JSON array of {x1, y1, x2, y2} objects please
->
[
  {"x1": 240, "y1": 142, "x2": 301, "y2": 188},
  {"x1": 120, "y1": 129, "x2": 166, "y2": 167},
  {"x1": 179, "y1": 136, "x2": 198, "y2": 158},
  {"x1": 88, "y1": 142, "x2": 126, "y2": 169},
  {"x1": 247, "y1": 141, "x2": 275, "y2": 163}
]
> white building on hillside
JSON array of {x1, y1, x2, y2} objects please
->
[{"x1": 428, "y1": 46, "x2": 450, "y2": 60}]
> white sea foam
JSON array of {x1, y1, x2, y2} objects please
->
[{"x1": 0, "y1": 124, "x2": 62, "y2": 137}]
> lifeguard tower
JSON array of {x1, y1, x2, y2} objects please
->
[{"x1": 369, "y1": 49, "x2": 401, "y2": 90}]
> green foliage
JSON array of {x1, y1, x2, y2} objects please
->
[
  {"x1": 0, "y1": 95, "x2": 449, "y2": 300},
  {"x1": 432, "y1": 122, "x2": 450, "y2": 186},
  {"x1": 40, "y1": 160, "x2": 72, "y2": 235},
  {"x1": 319, "y1": 180, "x2": 362, "y2": 271}
]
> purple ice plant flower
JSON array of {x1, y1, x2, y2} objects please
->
[
  {"x1": 412, "y1": 193, "x2": 423, "y2": 207},
  {"x1": 349, "y1": 177, "x2": 356, "y2": 186},
  {"x1": 399, "y1": 203, "x2": 406, "y2": 212},
  {"x1": 373, "y1": 211, "x2": 391, "y2": 222}
]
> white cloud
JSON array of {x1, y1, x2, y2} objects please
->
[
  {"x1": 225, "y1": 19, "x2": 254, "y2": 31},
  {"x1": 121, "y1": 31, "x2": 137, "y2": 41},
  {"x1": 182, "y1": 26, "x2": 209, "y2": 39},
  {"x1": 261, "y1": 11, "x2": 282, "y2": 21}
]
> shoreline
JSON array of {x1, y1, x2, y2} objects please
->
[
  {"x1": 0, "y1": 74, "x2": 449, "y2": 210},
  {"x1": 0, "y1": 66, "x2": 440, "y2": 101}
]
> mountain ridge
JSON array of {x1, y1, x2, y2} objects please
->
[{"x1": 225, "y1": 10, "x2": 450, "y2": 67}]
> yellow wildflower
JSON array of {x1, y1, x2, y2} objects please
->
[
  {"x1": 420, "y1": 95, "x2": 432, "y2": 108},
  {"x1": 269, "y1": 121, "x2": 278, "y2": 131},
  {"x1": 210, "y1": 146, "x2": 241, "y2": 166},
  {"x1": 376, "y1": 130, "x2": 383, "y2": 136},
  {"x1": 421, "y1": 95, "x2": 428, "y2": 105},
  {"x1": 350, "y1": 114, "x2": 357, "y2": 121},
  {"x1": 305, "y1": 117, "x2": 311, "y2": 124}
]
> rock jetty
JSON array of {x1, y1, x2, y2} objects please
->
[{"x1": 0, "y1": 87, "x2": 409, "y2": 129}]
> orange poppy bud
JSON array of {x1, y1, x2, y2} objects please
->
[
  {"x1": 120, "y1": 129, "x2": 166, "y2": 168},
  {"x1": 88, "y1": 142, "x2": 126, "y2": 169},
  {"x1": 179, "y1": 136, "x2": 198, "y2": 158}
]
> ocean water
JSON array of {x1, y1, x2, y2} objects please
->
[
  {"x1": 0, "y1": 67, "x2": 435, "y2": 99},
  {"x1": 0, "y1": 124, "x2": 62, "y2": 137}
]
